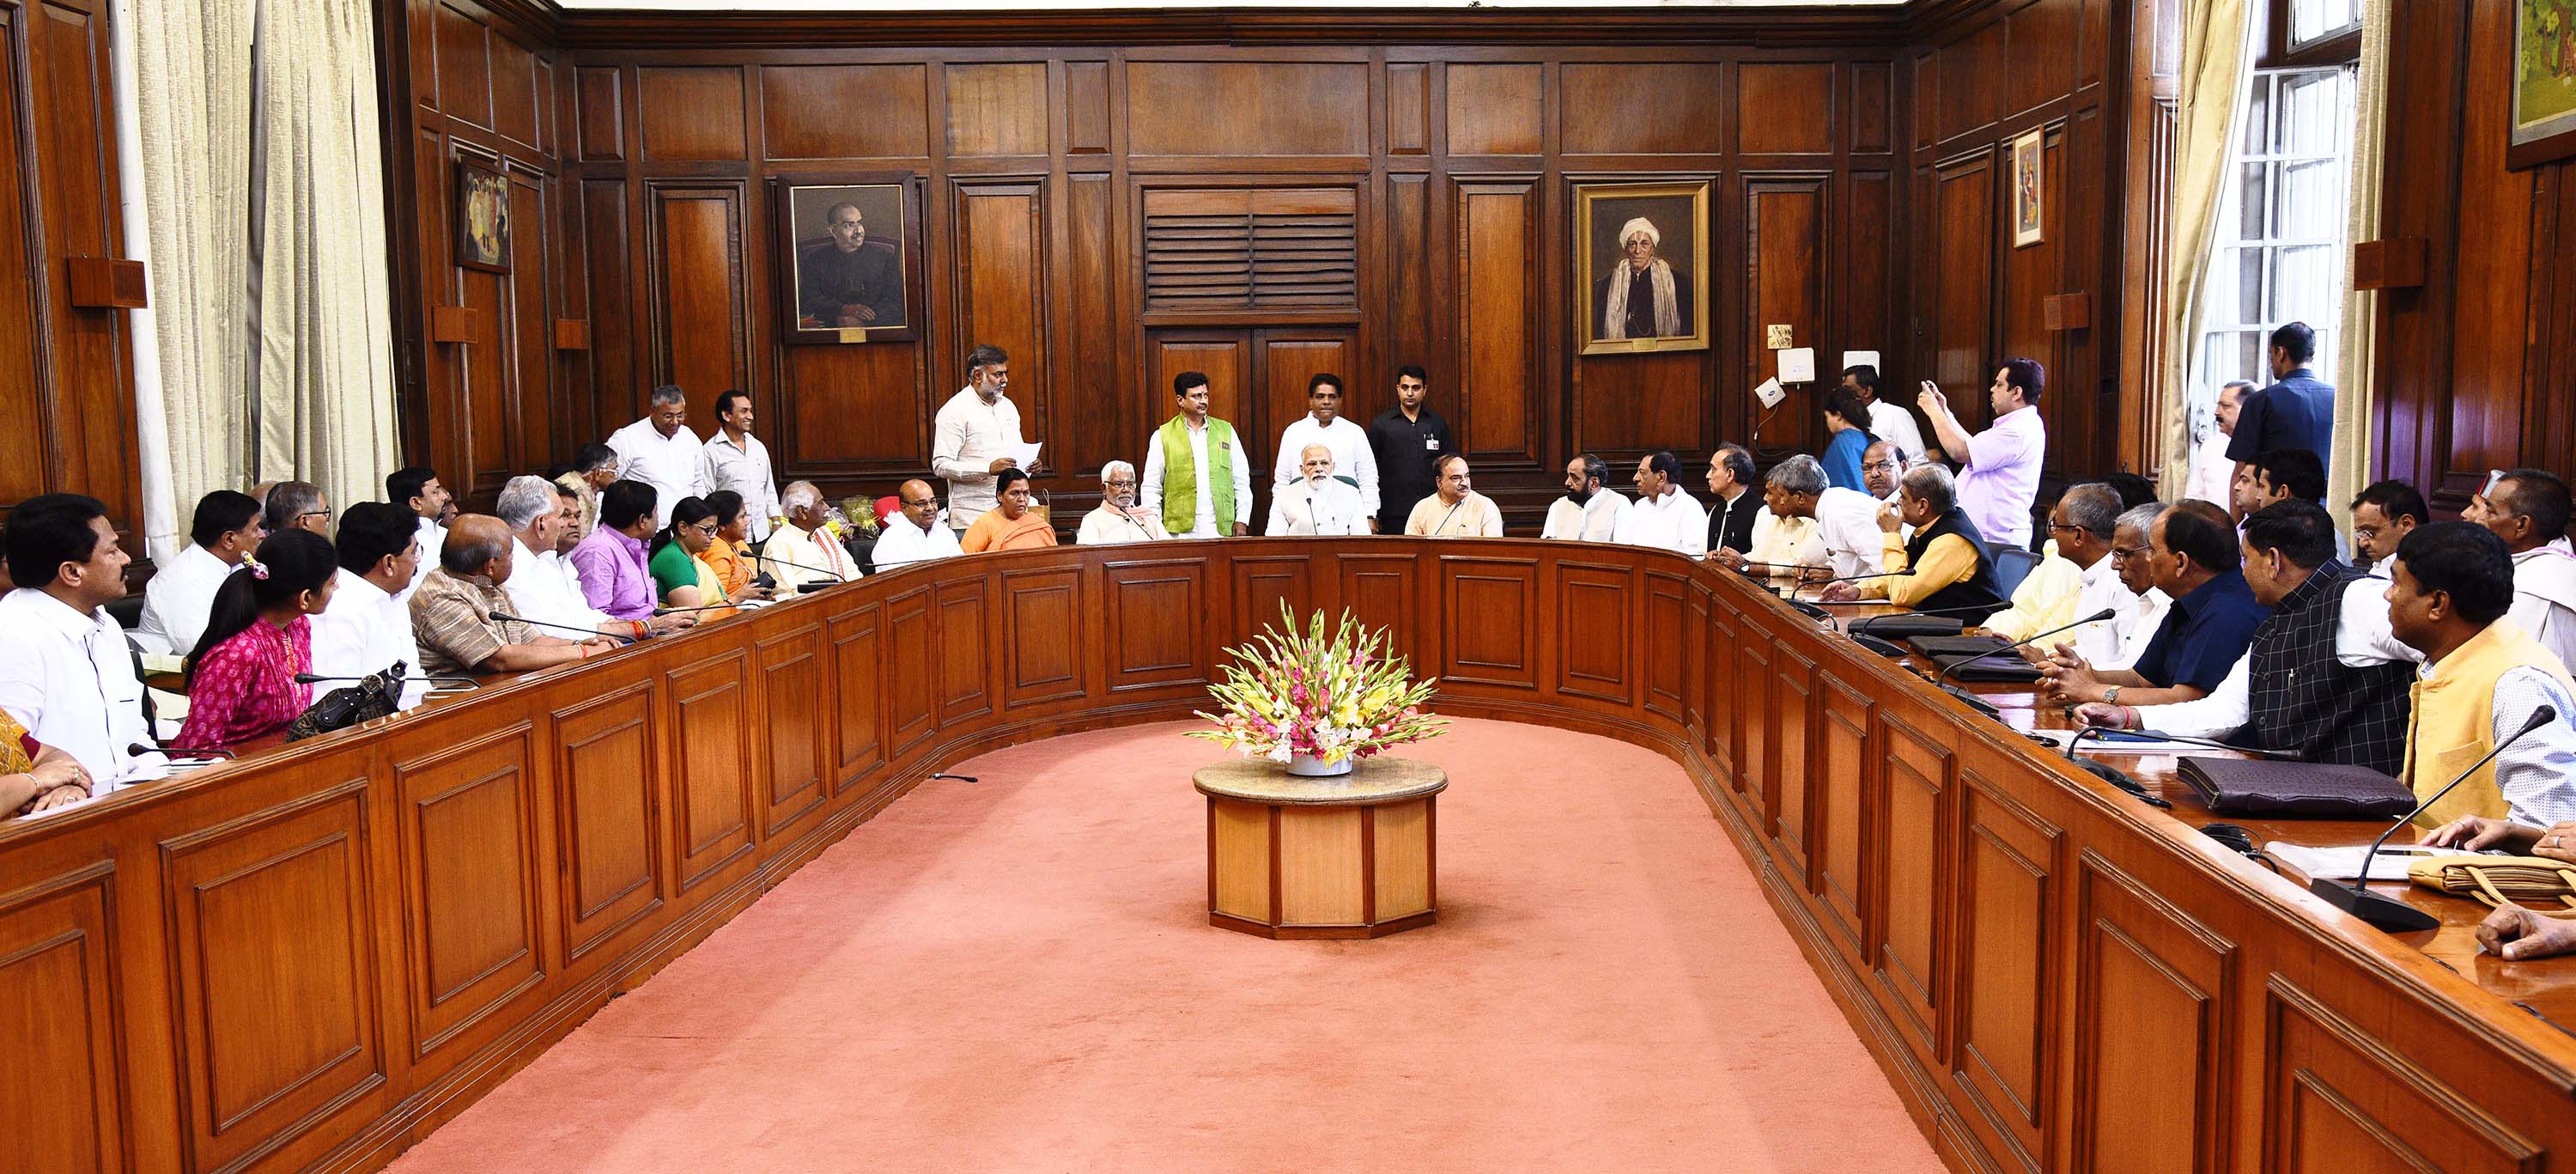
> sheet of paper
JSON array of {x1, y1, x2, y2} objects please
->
[
  {"x1": 1006, "y1": 441, "x2": 1042, "y2": 471},
  {"x1": 1753, "y1": 377, "x2": 1785, "y2": 409},
  {"x1": 1778, "y1": 347, "x2": 1816, "y2": 385},
  {"x1": 2263, "y1": 842, "x2": 2456, "y2": 882},
  {"x1": 2026, "y1": 728, "x2": 2228, "y2": 755},
  {"x1": 1841, "y1": 350, "x2": 1880, "y2": 374}
]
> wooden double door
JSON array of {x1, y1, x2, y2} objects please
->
[{"x1": 1146, "y1": 326, "x2": 1362, "y2": 525}]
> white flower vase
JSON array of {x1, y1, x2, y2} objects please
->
[{"x1": 1285, "y1": 751, "x2": 1352, "y2": 777}]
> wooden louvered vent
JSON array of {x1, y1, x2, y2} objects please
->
[{"x1": 1142, "y1": 187, "x2": 1357, "y2": 312}]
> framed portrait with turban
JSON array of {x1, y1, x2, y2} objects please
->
[{"x1": 1574, "y1": 180, "x2": 1710, "y2": 356}]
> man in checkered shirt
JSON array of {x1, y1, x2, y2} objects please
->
[{"x1": 2074, "y1": 500, "x2": 2417, "y2": 773}]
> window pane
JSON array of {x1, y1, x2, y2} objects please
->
[
  {"x1": 2239, "y1": 162, "x2": 2270, "y2": 239},
  {"x1": 2235, "y1": 332, "x2": 2266, "y2": 385},
  {"x1": 2289, "y1": 0, "x2": 2359, "y2": 47},
  {"x1": 2275, "y1": 70, "x2": 2344, "y2": 155},
  {"x1": 2269, "y1": 244, "x2": 2341, "y2": 324},
  {"x1": 2237, "y1": 247, "x2": 2268, "y2": 324},
  {"x1": 2242, "y1": 75, "x2": 2273, "y2": 156},
  {"x1": 2274, "y1": 158, "x2": 2342, "y2": 241}
]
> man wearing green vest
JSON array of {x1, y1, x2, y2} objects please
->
[{"x1": 1140, "y1": 371, "x2": 1253, "y2": 538}]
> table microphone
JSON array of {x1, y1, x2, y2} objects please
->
[
  {"x1": 492, "y1": 611, "x2": 639, "y2": 641},
  {"x1": 647, "y1": 604, "x2": 738, "y2": 617},
  {"x1": 757, "y1": 553, "x2": 856, "y2": 587},
  {"x1": 2308, "y1": 705, "x2": 2557, "y2": 933},
  {"x1": 1930, "y1": 608, "x2": 2117, "y2": 691},
  {"x1": 129, "y1": 741, "x2": 233, "y2": 760},
  {"x1": 2062, "y1": 726, "x2": 2276, "y2": 760},
  {"x1": 295, "y1": 672, "x2": 480, "y2": 688}
]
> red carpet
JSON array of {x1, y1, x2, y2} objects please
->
[{"x1": 383, "y1": 718, "x2": 1941, "y2": 1172}]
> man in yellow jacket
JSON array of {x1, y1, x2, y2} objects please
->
[{"x1": 2384, "y1": 521, "x2": 2576, "y2": 829}]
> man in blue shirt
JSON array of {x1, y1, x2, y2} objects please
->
[
  {"x1": 2227, "y1": 321, "x2": 2336, "y2": 485},
  {"x1": 2040, "y1": 500, "x2": 2271, "y2": 708}
]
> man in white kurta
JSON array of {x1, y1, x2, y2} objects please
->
[
  {"x1": 607, "y1": 386, "x2": 707, "y2": 526},
  {"x1": 1614, "y1": 452, "x2": 1707, "y2": 558},
  {"x1": 700, "y1": 391, "x2": 782, "y2": 541},
  {"x1": 761, "y1": 483, "x2": 860, "y2": 593},
  {"x1": 1542, "y1": 454, "x2": 1628, "y2": 542},
  {"x1": 931, "y1": 345, "x2": 1034, "y2": 532},
  {"x1": 1711, "y1": 455, "x2": 1882, "y2": 581},
  {"x1": 1268, "y1": 446, "x2": 1368, "y2": 536},
  {"x1": 1271, "y1": 375, "x2": 1379, "y2": 528},
  {"x1": 136, "y1": 490, "x2": 264, "y2": 655},
  {"x1": 0, "y1": 498, "x2": 160, "y2": 787},
  {"x1": 872, "y1": 480, "x2": 964, "y2": 571},
  {"x1": 2466, "y1": 470, "x2": 2576, "y2": 674},
  {"x1": 1076, "y1": 461, "x2": 1171, "y2": 545}
]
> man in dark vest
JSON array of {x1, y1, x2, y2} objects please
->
[
  {"x1": 1818, "y1": 464, "x2": 2002, "y2": 614},
  {"x1": 2074, "y1": 499, "x2": 2418, "y2": 771}
]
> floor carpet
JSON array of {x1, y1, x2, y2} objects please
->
[{"x1": 382, "y1": 717, "x2": 1943, "y2": 1173}]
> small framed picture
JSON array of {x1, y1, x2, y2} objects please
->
[
  {"x1": 2010, "y1": 128, "x2": 2044, "y2": 249},
  {"x1": 1573, "y1": 179, "x2": 1712, "y2": 356},
  {"x1": 2510, "y1": 0, "x2": 2576, "y2": 170},
  {"x1": 455, "y1": 158, "x2": 510, "y2": 273},
  {"x1": 774, "y1": 173, "x2": 925, "y2": 344}
]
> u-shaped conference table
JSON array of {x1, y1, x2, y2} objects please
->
[{"x1": 3, "y1": 536, "x2": 2572, "y2": 1174}]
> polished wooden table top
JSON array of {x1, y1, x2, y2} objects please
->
[
  {"x1": 1813, "y1": 594, "x2": 2576, "y2": 1036},
  {"x1": 1192, "y1": 756, "x2": 1449, "y2": 805}
]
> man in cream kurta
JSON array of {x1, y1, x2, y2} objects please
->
[
  {"x1": 1404, "y1": 455, "x2": 1503, "y2": 537},
  {"x1": 1077, "y1": 460, "x2": 1170, "y2": 545},
  {"x1": 1267, "y1": 445, "x2": 1367, "y2": 536},
  {"x1": 931, "y1": 345, "x2": 1035, "y2": 532}
]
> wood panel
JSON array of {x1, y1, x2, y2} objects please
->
[
  {"x1": 637, "y1": 66, "x2": 746, "y2": 161},
  {"x1": 2072, "y1": 855, "x2": 2233, "y2": 1174},
  {"x1": 1817, "y1": 673, "x2": 1870, "y2": 957},
  {"x1": 953, "y1": 181, "x2": 1049, "y2": 441},
  {"x1": 1877, "y1": 713, "x2": 1950, "y2": 1054},
  {"x1": 1102, "y1": 558, "x2": 1209, "y2": 691},
  {"x1": 550, "y1": 681, "x2": 664, "y2": 960},
  {"x1": 762, "y1": 64, "x2": 927, "y2": 160},
  {"x1": 1929, "y1": 153, "x2": 1996, "y2": 399},
  {"x1": 1739, "y1": 63, "x2": 1836, "y2": 156},
  {"x1": 1746, "y1": 176, "x2": 1828, "y2": 455},
  {"x1": 1446, "y1": 64, "x2": 1540, "y2": 156},
  {"x1": 934, "y1": 577, "x2": 994, "y2": 725},
  {"x1": 2264, "y1": 980, "x2": 2543, "y2": 1174},
  {"x1": 647, "y1": 184, "x2": 749, "y2": 400},
  {"x1": 756, "y1": 623, "x2": 831, "y2": 836},
  {"x1": 945, "y1": 63, "x2": 1047, "y2": 156},
  {"x1": 1642, "y1": 569, "x2": 1688, "y2": 723},
  {"x1": 1953, "y1": 764, "x2": 2063, "y2": 1174},
  {"x1": 1553, "y1": 561, "x2": 1631, "y2": 705},
  {"x1": 390, "y1": 725, "x2": 545, "y2": 1059},
  {"x1": 1439, "y1": 556, "x2": 1538, "y2": 690},
  {"x1": 1455, "y1": 179, "x2": 1538, "y2": 464},
  {"x1": 668, "y1": 654, "x2": 756, "y2": 891},
  {"x1": 0, "y1": 7, "x2": 52, "y2": 514},
  {"x1": 884, "y1": 587, "x2": 937, "y2": 758},
  {"x1": 1771, "y1": 646, "x2": 1815, "y2": 873},
  {"x1": 1558, "y1": 63, "x2": 1723, "y2": 155},
  {"x1": 1002, "y1": 566, "x2": 1084, "y2": 707},
  {"x1": 1123, "y1": 62, "x2": 1367, "y2": 157},
  {"x1": 827, "y1": 600, "x2": 887, "y2": 789},
  {"x1": 1228, "y1": 554, "x2": 1315, "y2": 641},
  {"x1": 0, "y1": 867, "x2": 124, "y2": 1174}
]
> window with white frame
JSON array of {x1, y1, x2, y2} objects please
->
[{"x1": 2196, "y1": 65, "x2": 2357, "y2": 399}]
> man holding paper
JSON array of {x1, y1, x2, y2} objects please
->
[{"x1": 933, "y1": 343, "x2": 1042, "y2": 533}]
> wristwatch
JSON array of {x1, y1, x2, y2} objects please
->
[{"x1": 2104, "y1": 684, "x2": 2122, "y2": 706}]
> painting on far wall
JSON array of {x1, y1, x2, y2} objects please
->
[
  {"x1": 1574, "y1": 180, "x2": 1710, "y2": 356},
  {"x1": 2510, "y1": 0, "x2": 2576, "y2": 169},
  {"x1": 2011, "y1": 128, "x2": 2044, "y2": 248},
  {"x1": 455, "y1": 159, "x2": 510, "y2": 273},
  {"x1": 774, "y1": 173, "x2": 923, "y2": 344}
]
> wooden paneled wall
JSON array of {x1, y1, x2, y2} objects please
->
[
  {"x1": 1902, "y1": 0, "x2": 2135, "y2": 483},
  {"x1": 0, "y1": 0, "x2": 142, "y2": 540},
  {"x1": 2370, "y1": 0, "x2": 2576, "y2": 512},
  {"x1": 378, "y1": 9, "x2": 1934, "y2": 524}
]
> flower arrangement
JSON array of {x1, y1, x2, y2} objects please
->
[
  {"x1": 835, "y1": 496, "x2": 884, "y2": 538},
  {"x1": 1189, "y1": 605, "x2": 1444, "y2": 775}
]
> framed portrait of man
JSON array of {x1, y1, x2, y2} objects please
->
[
  {"x1": 773, "y1": 173, "x2": 923, "y2": 344},
  {"x1": 1574, "y1": 180, "x2": 1710, "y2": 356},
  {"x1": 2011, "y1": 128, "x2": 2044, "y2": 247},
  {"x1": 455, "y1": 158, "x2": 509, "y2": 274},
  {"x1": 2510, "y1": 0, "x2": 2576, "y2": 169}
]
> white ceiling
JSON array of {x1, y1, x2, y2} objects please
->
[{"x1": 553, "y1": 0, "x2": 1905, "y2": 9}]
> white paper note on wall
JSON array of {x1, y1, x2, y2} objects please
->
[
  {"x1": 1841, "y1": 350, "x2": 1881, "y2": 374},
  {"x1": 1778, "y1": 348, "x2": 1816, "y2": 385}
]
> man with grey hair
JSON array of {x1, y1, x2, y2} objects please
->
[
  {"x1": 1543, "y1": 453, "x2": 1627, "y2": 542},
  {"x1": 494, "y1": 475, "x2": 658, "y2": 642},
  {"x1": 2072, "y1": 501, "x2": 2175, "y2": 671},
  {"x1": 933, "y1": 343, "x2": 1038, "y2": 532},
  {"x1": 1983, "y1": 483, "x2": 2127, "y2": 658},
  {"x1": 263, "y1": 480, "x2": 331, "y2": 537},
  {"x1": 1268, "y1": 445, "x2": 1366, "y2": 537},
  {"x1": 1595, "y1": 216, "x2": 1692, "y2": 341},
  {"x1": 1821, "y1": 463, "x2": 2004, "y2": 612},
  {"x1": 1078, "y1": 461, "x2": 1170, "y2": 545},
  {"x1": 2186, "y1": 380, "x2": 2254, "y2": 508},
  {"x1": 607, "y1": 384, "x2": 706, "y2": 526},
  {"x1": 410, "y1": 514, "x2": 617, "y2": 676},
  {"x1": 760, "y1": 480, "x2": 859, "y2": 592},
  {"x1": 1715, "y1": 453, "x2": 1882, "y2": 582}
]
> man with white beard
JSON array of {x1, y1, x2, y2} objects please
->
[
  {"x1": 1076, "y1": 460, "x2": 1171, "y2": 545},
  {"x1": 1267, "y1": 445, "x2": 1367, "y2": 537}
]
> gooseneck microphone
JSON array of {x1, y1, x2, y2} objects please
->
[
  {"x1": 2309, "y1": 705, "x2": 2558, "y2": 932},
  {"x1": 492, "y1": 611, "x2": 636, "y2": 641},
  {"x1": 295, "y1": 672, "x2": 480, "y2": 687},
  {"x1": 757, "y1": 553, "x2": 855, "y2": 587},
  {"x1": 2063, "y1": 726, "x2": 2276, "y2": 761},
  {"x1": 1931, "y1": 608, "x2": 2117, "y2": 690},
  {"x1": 129, "y1": 741, "x2": 234, "y2": 760}
]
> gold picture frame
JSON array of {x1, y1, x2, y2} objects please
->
[
  {"x1": 1575, "y1": 180, "x2": 1710, "y2": 356},
  {"x1": 2011, "y1": 128, "x2": 2044, "y2": 248},
  {"x1": 2510, "y1": 0, "x2": 2576, "y2": 170}
]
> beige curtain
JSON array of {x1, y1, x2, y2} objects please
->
[
  {"x1": 126, "y1": 0, "x2": 254, "y2": 560},
  {"x1": 2157, "y1": 0, "x2": 2259, "y2": 497},
  {"x1": 247, "y1": 0, "x2": 398, "y2": 516},
  {"x1": 2330, "y1": 0, "x2": 2391, "y2": 518}
]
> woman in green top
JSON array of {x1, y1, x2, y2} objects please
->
[{"x1": 647, "y1": 496, "x2": 733, "y2": 617}]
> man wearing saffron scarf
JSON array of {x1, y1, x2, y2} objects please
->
[
  {"x1": 1595, "y1": 216, "x2": 1692, "y2": 341},
  {"x1": 1140, "y1": 370, "x2": 1253, "y2": 538}
]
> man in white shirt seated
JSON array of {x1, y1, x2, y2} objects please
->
[
  {"x1": 1076, "y1": 461, "x2": 1171, "y2": 546},
  {"x1": 607, "y1": 384, "x2": 707, "y2": 526},
  {"x1": 1613, "y1": 450, "x2": 1706, "y2": 557},
  {"x1": 2085, "y1": 502, "x2": 2172, "y2": 671},
  {"x1": 1542, "y1": 453, "x2": 1628, "y2": 542},
  {"x1": 1403, "y1": 455, "x2": 1504, "y2": 537},
  {"x1": 494, "y1": 476, "x2": 655, "y2": 642},
  {"x1": 310, "y1": 502, "x2": 433, "y2": 711},
  {"x1": 1712, "y1": 454, "x2": 1883, "y2": 582},
  {"x1": 1984, "y1": 484, "x2": 2124, "y2": 654},
  {"x1": 1268, "y1": 445, "x2": 1368, "y2": 536},
  {"x1": 0, "y1": 494, "x2": 162, "y2": 788},
  {"x1": 1841, "y1": 364, "x2": 1930, "y2": 464},
  {"x1": 873, "y1": 480, "x2": 963, "y2": 570},
  {"x1": 2464, "y1": 467, "x2": 2576, "y2": 674},
  {"x1": 1272, "y1": 373, "x2": 1381, "y2": 531},
  {"x1": 762, "y1": 481, "x2": 863, "y2": 590},
  {"x1": 137, "y1": 489, "x2": 265, "y2": 655},
  {"x1": 388, "y1": 465, "x2": 453, "y2": 598}
]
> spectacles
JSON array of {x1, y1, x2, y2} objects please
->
[
  {"x1": 691, "y1": 522, "x2": 720, "y2": 537},
  {"x1": 1103, "y1": 479, "x2": 1136, "y2": 488},
  {"x1": 2109, "y1": 544, "x2": 2150, "y2": 563},
  {"x1": 2353, "y1": 525, "x2": 2383, "y2": 541},
  {"x1": 2046, "y1": 521, "x2": 2081, "y2": 534},
  {"x1": 297, "y1": 509, "x2": 331, "y2": 523}
]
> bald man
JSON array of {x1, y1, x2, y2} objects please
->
[
  {"x1": 872, "y1": 479, "x2": 963, "y2": 570},
  {"x1": 409, "y1": 515, "x2": 615, "y2": 676}
]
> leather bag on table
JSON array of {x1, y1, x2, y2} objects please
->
[
  {"x1": 2408, "y1": 855, "x2": 2576, "y2": 910},
  {"x1": 2174, "y1": 756, "x2": 2418, "y2": 818}
]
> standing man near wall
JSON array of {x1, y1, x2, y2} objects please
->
[
  {"x1": 607, "y1": 386, "x2": 706, "y2": 528},
  {"x1": 932, "y1": 344, "x2": 1037, "y2": 535},
  {"x1": 1365, "y1": 365, "x2": 1455, "y2": 536},
  {"x1": 2227, "y1": 321, "x2": 2337, "y2": 490},
  {"x1": 1141, "y1": 371, "x2": 1253, "y2": 539}
]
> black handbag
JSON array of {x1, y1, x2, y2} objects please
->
[{"x1": 285, "y1": 660, "x2": 407, "y2": 742}]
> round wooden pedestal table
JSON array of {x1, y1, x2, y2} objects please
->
[{"x1": 1193, "y1": 757, "x2": 1447, "y2": 940}]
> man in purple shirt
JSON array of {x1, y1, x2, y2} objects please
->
[
  {"x1": 1917, "y1": 358, "x2": 2047, "y2": 550},
  {"x1": 568, "y1": 481, "x2": 661, "y2": 621}
]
